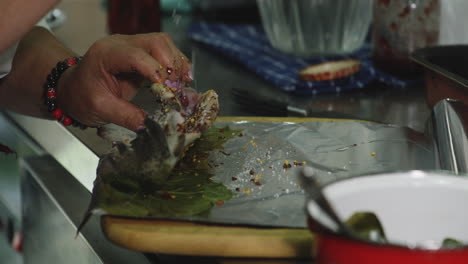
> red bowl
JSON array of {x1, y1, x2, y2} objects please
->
[{"x1": 305, "y1": 171, "x2": 468, "y2": 264}]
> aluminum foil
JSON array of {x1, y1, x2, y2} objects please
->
[
  {"x1": 170, "y1": 119, "x2": 435, "y2": 228},
  {"x1": 89, "y1": 99, "x2": 468, "y2": 229}
]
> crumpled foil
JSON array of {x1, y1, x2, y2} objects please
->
[
  {"x1": 180, "y1": 121, "x2": 436, "y2": 228},
  {"x1": 149, "y1": 119, "x2": 434, "y2": 228}
]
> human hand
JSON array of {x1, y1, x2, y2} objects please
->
[{"x1": 56, "y1": 33, "x2": 192, "y2": 131}]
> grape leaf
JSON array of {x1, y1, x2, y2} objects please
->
[{"x1": 96, "y1": 125, "x2": 240, "y2": 218}]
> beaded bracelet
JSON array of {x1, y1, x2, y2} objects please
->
[{"x1": 44, "y1": 56, "x2": 87, "y2": 128}]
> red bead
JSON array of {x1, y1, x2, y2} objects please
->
[
  {"x1": 66, "y1": 58, "x2": 76, "y2": 66},
  {"x1": 52, "y1": 108, "x2": 63, "y2": 119},
  {"x1": 46, "y1": 89, "x2": 56, "y2": 99},
  {"x1": 62, "y1": 116, "x2": 72, "y2": 126}
]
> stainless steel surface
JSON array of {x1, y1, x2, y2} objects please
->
[
  {"x1": 430, "y1": 99, "x2": 468, "y2": 173},
  {"x1": 8, "y1": 112, "x2": 99, "y2": 191},
  {"x1": 0, "y1": 112, "x2": 44, "y2": 218},
  {"x1": 0, "y1": 112, "x2": 45, "y2": 264},
  {"x1": 0, "y1": 200, "x2": 22, "y2": 264},
  {"x1": 20, "y1": 155, "x2": 152, "y2": 264}
]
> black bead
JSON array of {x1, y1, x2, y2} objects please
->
[
  {"x1": 56, "y1": 61, "x2": 66, "y2": 69},
  {"x1": 45, "y1": 98, "x2": 55, "y2": 106},
  {"x1": 51, "y1": 68, "x2": 59, "y2": 78},
  {"x1": 48, "y1": 102, "x2": 56, "y2": 112}
]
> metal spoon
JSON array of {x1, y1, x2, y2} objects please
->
[{"x1": 300, "y1": 167, "x2": 353, "y2": 237}]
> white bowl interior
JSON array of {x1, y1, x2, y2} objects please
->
[{"x1": 310, "y1": 171, "x2": 468, "y2": 248}]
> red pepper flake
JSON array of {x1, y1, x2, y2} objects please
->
[
  {"x1": 398, "y1": 6, "x2": 410, "y2": 18},
  {"x1": 269, "y1": 166, "x2": 273, "y2": 169},
  {"x1": 235, "y1": 188, "x2": 240, "y2": 192},
  {"x1": 250, "y1": 179, "x2": 255, "y2": 182},
  {"x1": 255, "y1": 182, "x2": 262, "y2": 186},
  {"x1": 249, "y1": 170, "x2": 255, "y2": 175},
  {"x1": 238, "y1": 133, "x2": 243, "y2": 137},
  {"x1": 293, "y1": 160, "x2": 305, "y2": 166},
  {"x1": 231, "y1": 177, "x2": 238, "y2": 181},
  {"x1": 216, "y1": 200, "x2": 224, "y2": 207}
]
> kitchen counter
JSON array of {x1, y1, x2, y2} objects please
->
[{"x1": 3, "y1": 1, "x2": 433, "y2": 263}]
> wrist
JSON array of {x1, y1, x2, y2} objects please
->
[{"x1": 44, "y1": 56, "x2": 85, "y2": 127}]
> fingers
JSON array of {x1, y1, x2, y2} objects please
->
[
  {"x1": 99, "y1": 98, "x2": 147, "y2": 131},
  {"x1": 103, "y1": 46, "x2": 161, "y2": 84},
  {"x1": 161, "y1": 35, "x2": 192, "y2": 83},
  {"x1": 131, "y1": 33, "x2": 192, "y2": 83}
]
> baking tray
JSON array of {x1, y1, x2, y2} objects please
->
[{"x1": 412, "y1": 45, "x2": 468, "y2": 107}]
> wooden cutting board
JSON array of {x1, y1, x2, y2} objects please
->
[
  {"x1": 101, "y1": 216, "x2": 313, "y2": 258},
  {"x1": 100, "y1": 117, "x2": 361, "y2": 258}
]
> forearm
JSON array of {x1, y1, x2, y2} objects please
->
[
  {"x1": 0, "y1": 27, "x2": 78, "y2": 118},
  {"x1": 0, "y1": 0, "x2": 59, "y2": 53}
]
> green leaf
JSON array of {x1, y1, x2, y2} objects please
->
[{"x1": 96, "y1": 125, "x2": 241, "y2": 218}]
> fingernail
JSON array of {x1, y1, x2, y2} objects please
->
[
  {"x1": 136, "y1": 124, "x2": 146, "y2": 132},
  {"x1": 155, "y1": 72, "x2": 162, "y2": 83},
  {"x1": 188, "y1": 70, "x2": 193, "y2": 81}
]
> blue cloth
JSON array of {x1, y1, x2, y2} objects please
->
[{"x1": 188, "y1": 22, "x2": 420, "y2": 95}]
